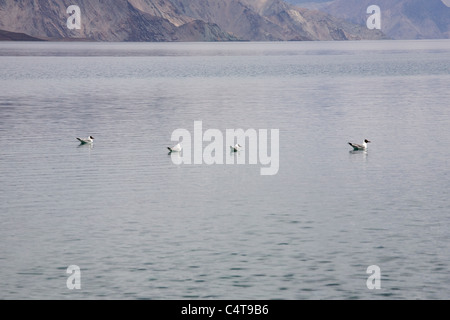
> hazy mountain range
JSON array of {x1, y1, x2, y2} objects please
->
[
  {"x1": 286, "y1": 0, "x2": 450, "y2": 39},
  {"x1": 0, "y1": 0, "x2": 386, "y2": 41}
]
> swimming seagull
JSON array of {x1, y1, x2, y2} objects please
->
[
  {"x1": 77, "y1": 136, "x2": 94, "y2": 145},
  {"x1": 230, "y1": 144, "x2": 242, "y2": 152},
  {"x1": 168, "y1": 143, "x2": 182, "y2": 152},
  {"x1": 348, "y1": 139, "x2": 370, "y2": 151}
]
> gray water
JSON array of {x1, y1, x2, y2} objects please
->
[{"x1": 0, "y1": 40, "x2": 449, "y2": 300}]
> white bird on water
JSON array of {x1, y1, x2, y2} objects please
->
[
  {"x1": 348, "y1": 139, "x2": 370, "y2": 151},
  {"x1": 168, "y1": 143, "x2": 182, "y2": 152},
  {"x1": 77, "y1": 136, "x2": 94, "y2": 145},
  {"x1": 230, "y1": 144, "x2": 242, "y2": 152}
]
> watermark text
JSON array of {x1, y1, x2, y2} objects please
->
[
  {"x1": 67, "y1": 5, "x2": 81, "y2": 30},
  {"x1": 170, "y1": 121, "x2": 279, "y2": 176},
  {"x1": 366, "y1": 5, "x2": 381, "y2": 30}
]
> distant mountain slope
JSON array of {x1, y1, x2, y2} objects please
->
[
  {"x1": 0, "y1": 0, "x2": 386, "y2": 41},
  {"x1": 287, "y1": 0, "x2": 450, "y2": 39},
  {"x1": 169, "y1": 0, "x2": 386, "y2": 40},
  {"x1": 0, "y1": 0, "x2": 237, "y2": 41},
  {"x1": 0, "y1": 29, "x2": 44, "y2": 41}
]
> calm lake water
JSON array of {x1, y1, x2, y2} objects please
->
[{"x1": 0, "y1": 40, "x2": 449, "y2": 300}]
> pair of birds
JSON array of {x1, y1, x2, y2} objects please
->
[{"x1": 167, "y1": 143, "x2": 243, "y2": 152}]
